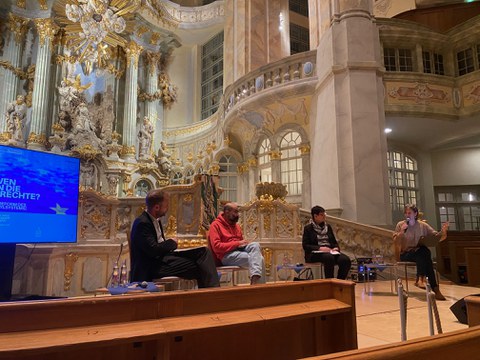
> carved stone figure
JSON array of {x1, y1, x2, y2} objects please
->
[
  {"x1": 5, "y1": 95, "x2": 27, "y2": 144},
  {"x1": 137, "y1": 116, "x2": 154, "y2": 159},
  {"x1": 80, "y1": 161, "x2": 97, "y2": 189},
  {"x1": 156, "y1": 141, "x2": 172, "y2": 175},
  {"x1": 107, "y1": 174, "x2": 119, "y2": 196},
  {"x1": 58, "y1": 79, "x2": 78, "y2": 112}
]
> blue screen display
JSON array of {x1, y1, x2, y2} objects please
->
[{"x1": 0, "y1": 145, "x2": 80, "y2": 243}]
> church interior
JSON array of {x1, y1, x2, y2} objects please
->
[{"x1": 1, "y1": 0, "x2": 480, "y2": 358}]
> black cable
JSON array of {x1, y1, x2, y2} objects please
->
[{"x1": 13, "y1": 244, "x2": 37, "y2": 277}]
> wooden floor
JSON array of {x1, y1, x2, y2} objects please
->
[{"x1": 355, "y1": 279, "x2": 480, "y2": 348}]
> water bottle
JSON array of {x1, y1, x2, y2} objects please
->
[
  {"x1": 111, "y1": 261, "x2": 119, "y2": 287},
  {"x1": 120, "y1": 260, "x2": 128, "y2": 287}
]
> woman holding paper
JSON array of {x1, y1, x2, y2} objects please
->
[
  {"x1": 302, "y1": 206, "x2": 351, "y2": 279},
  {"x1": 393, "y1": 204, "x2": 448, "y2": 300}
]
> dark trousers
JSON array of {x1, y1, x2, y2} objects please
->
[
  {"x1": 400, "y1": 246, "x2": 437, "y2": 289},
  {"x1": 306, "y1": 253, "x2": 351, "y2": 279},
  {"x1": 156, "y1": 247, "x2": 220, "y2": 288}
]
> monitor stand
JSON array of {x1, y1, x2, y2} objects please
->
[{"x1": 0, "y1": 244, "x2": 16, "y2": 301}]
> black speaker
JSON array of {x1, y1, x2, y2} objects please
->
[{"x1": 450, "y1": 294, "x2": 480, "y2": 324}]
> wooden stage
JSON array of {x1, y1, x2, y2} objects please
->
[{"x1": 0, "y1": 280, "x2": 357, "y2": 360}]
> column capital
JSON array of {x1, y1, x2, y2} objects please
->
[
  {"x1": 269, "y1": 150, "x2": 282, "y2": 160},
  {"x1": 125, "y1": 41, "x2": 143, "y2": 69},
  {"x1": 144, "y1": 51, "x2": 161, "y2": 76},
  {"x1": 34, "y1": 18, "x2": 58, "y2": 47},
  {"x1": 7, "y1": 13, "x2": 29, "y2": 44}
]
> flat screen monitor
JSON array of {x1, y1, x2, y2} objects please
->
[{"x1": 0, "y1": 145, "x2": 80, "y2": 244}]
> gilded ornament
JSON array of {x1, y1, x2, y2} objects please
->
[
  {"x1": 262, "y1": 247, "x2": 273, "y2": 276},
  {"x1": 7, "y1": 14, "x2": 28, "y2": 44},
  {"x1": 248, "y1": 157, "x2": 257, "y2": 167},
  {"x1": 209, "y1": 164, "x2": 220, "y2": 175},
  {"x1": 136, "y1": 25, "x2": 149, "y2": 37},
  {"x1": 64, "y1": 252, "x2": 78, "y2": 291},
  {"x1": 0, "y1": 61, "x2": 29, "y2": 79},
  {"x1": 121, "y1": 145, "x2": 136, "y2": 156},
  {"x1": 255, "y1": 182, "x2": 288, "y2": 200},
  {"x1": 157, "y1": 179, "x2": 170, "y2": 187},
  {"x1": 16, "y1": 0, "x2": 26, "y2": 9},
  {"x1": 269, "y1": 150, "x2": 282, "y2": 160},
  {"x1": 183, "y1": 194, "x2": 193, "y2": 203},
  {"x1": 150, "y1": 32, "x2": 161, "y2": 45},
  {"x1": 145, "y1": 51, "x2": 161, "y2": 76},
  {"x1": 187, "y1": 152, "x2": 194, "y2": 162},
  {"x1": 165, "y1": 216, "x2": 177, "y2": 238},
  {"x1": 71, "y1": 144, "x2": 101, "y2": 161},
  {"x1": 34, "y1": 18, "x2": 58, "y2": 46},
  {"x1": 224, "y1": 135, "x2": 232, "y2": 146},
  {"x1": 0, "y1": 133, "x2": 12, "y2": 143},
  {"x1": 125, "y1": 41, "x2": 143, "y2": 69},
  {"x1": 237, "y1": 163, "x2": 249, "y2": 174},
  {"x1": 27, "y1": 132, "x2": 46, "y2": 146},
  {"x1": 38, "y1": 0, "x2": 48, "y2": 10},
  {"x1": 299, "y1": 144, "x2": 311, "y2": 155}
]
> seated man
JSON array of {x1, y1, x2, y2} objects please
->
[
  {"x1": 130, "y1": 189, "x2": 220, "y2": 288},
  {"x1": 302, "y1": 206, "x2": 351, "y2": 279},
  {"x1": 209, "y1": 203, "x2": 266, "y2": 285}
]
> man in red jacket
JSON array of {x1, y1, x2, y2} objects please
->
[{"x1": 209, "y1": 203, "x2": 265, "y2": 284}]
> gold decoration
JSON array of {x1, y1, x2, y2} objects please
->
[
  {"x1": 248, "y1": 156, "x2": 258, "y2": 167},
  {"x1": 263, "y1": 213, "x2": 271, "y2": 232},
  {"x1": 237, "y1": 163, "x2": 249, "y2": 174},
  {"x1": 53, "y1": 0, "x2": 139, "y2": 73},
  {"x1": 138, "y1": 89, "x2": 162, "y2": 102},
  {"x1": 209, "y1": 164, "x2": 220, "y2": 175},
  {"x1": 71, "y1": 144, "x2": 101, "y2": 161},
  {"x1": 121, "y1": 145, "x2": 136, "y2": 156},
  {"x1": 163, "y1": 117, "x2": 215, "y2": 138},
  {"x1": 145, "y1": 51, "x2": 161, "y2": 76},
  {"x1": 38, "y1": 0, "x2": 48, "y2": 10},
  {"x1": 262, "y1": 247, "x2": 273, "y2": 276},
  {"x1": 16, "y1": 0, "x2": 26, "y2": 9},
  {"x1": 34, "y1": 18, "x2": 58, "y2": 46},
  {"x1": 157, "y1": 179, "x2": 170, "y2": 187},
  {"x1": 136, "y1": 25, "x2": 149, "y2": 37},
  {"x1": 299, "y1": 144, "x2": 311, "y2": 155},
  {"x1": 89, "y1": 208, "x2": 106, "y2": 226},
  {"x1": 7, "y1": 14, "x2": 28, "y2": 44},
  {"x1": 112, "y1": 131, "x2": 121, "y2": 141},
  {"x1": 165, "y1": 216, "x2": 177, "y2": 238},
  {"x1": 269, "y1": 150, "x2": 282, "y2": 160},
  {"x1": 64, "y1": 252, "x2": 78, "y2": 291},
  {"x1": 150, "y1": 32, "x2": 161, "y2": 45},
  {"x1": 27, "y1": 132, "x2": 47, "y2": 146},
  {"x1": 52, "y1": 122, "x2": 65, "y2": 133},
  {"x1": 183, "y1": 194, "x2": 193, "y2": 203},
  {"x1": 0, "y1": 132, "x2": 12, "y2": 143},
  {"x1": 186, "y1": 152, "x2": 194, "y2": 163},
  {"x1": 0, "y1": 60, "x2": 29, "y2": 79},
  {"x1": 139, "y1": 1, "x2": 178, "y2": 29},
  {"x1": 224, "y1": 135, "x2": 232, "y2": 146},
  {"x1": 255, "y1": 182, "x2": 288, "y2": 200},
  {"x1": 125, "y1": 40, "x2": 143, "y2": 68}
]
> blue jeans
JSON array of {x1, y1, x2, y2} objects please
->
[{"x1": 222, "y1": 242, "x2": 266, "y2": 283}]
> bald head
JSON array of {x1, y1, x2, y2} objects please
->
[{"x1": 223, "y1": 202, "x2": 239, "y2": 224}]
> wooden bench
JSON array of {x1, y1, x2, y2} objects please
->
[
  {"x1": 0, "y1": 280, "x2": 357, "y2": 360},
  {"x1": 465, "y1": 295, "x2": 480, "y2": 327},
  {"x1": 301, "y1": 325, "x2": 480, "y2": 360}
]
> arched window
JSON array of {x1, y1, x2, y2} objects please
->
[
  {"x1": 258, "y1": 138, "x2": 272, "y2": 182},
  {"x1": 218, "y1": 155, "x2": 237, "y2": 202},
  {"x1": 387, "y1": 151, "x2": 418, "y2": 210},
  {"x1": 280, "y1": 131, "x2": 303, "y2": 196}
]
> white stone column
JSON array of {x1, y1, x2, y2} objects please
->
[
  {"x1": 299, "y1": 144, "x2": 311, "y2": 210},
  {"x1": 28, "y1": 18, "x2": 57, "y2": 150},
  {"x1": 269, "y1": 150, "x2": 282, "y2": 184},
  {"x1": 0, "y1": 14, "x2": 28, "y2": 134},
  {"x1": 144, "y1": 51, "x2": 163, "y2": 153},
  {"x1": 122, "y1": 40, "x2": 143, "y2": 161},
  {"x1": 309, "y1": 0, "x2": 390, "y2": 225}
]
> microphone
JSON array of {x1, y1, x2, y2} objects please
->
[
  {"x1": 106, "y1": 241, "x2": 127, "y2": 287},
  {"x1": 404, "y1": 217, "x2": 410, "y2": 233}
]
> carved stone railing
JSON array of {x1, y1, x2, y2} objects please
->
[
  {"x1": 141, "y1": 0, "x2": 225, "y2": 28},
  {"x1": 223, "y1": 50, "x2": 317, "y2": 116}
]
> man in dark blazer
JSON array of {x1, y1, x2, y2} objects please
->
[{"x1": 130, "y1": 189, "x2": 220, "y2": 288}]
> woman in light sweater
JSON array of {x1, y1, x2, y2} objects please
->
[{"x1": 393, "y1": 204, "x2": 448, "y2": 300}]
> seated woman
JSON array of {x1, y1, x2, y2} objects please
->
[
  {"x1": 393, "y1": 204, "x2": 448, "y2": 300},
  {"x1": 302, "y1": 206, "x2": 351, "y2": 279}
]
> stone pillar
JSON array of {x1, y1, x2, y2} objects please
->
[
  {"x1": 122, "y1": 40, "x2": 143, "y2": 161},
  {"x1": 269, "y1": 149, "x2": 282, "y2": 184},
  {"x1": 144, "y1": 51, "x2": 163, "y2": 153},
  {"x1": 299, "y1": 143, "x2": 311, "y2": 210},
  {"x1": 0, "y1": 14, "x2": 28, "y2": 134},
  {"x1": 28, "y1": 18, "x2": 57, "y2": 150},
  {"x1": 309, "y1": 0, "x2": 390, "y2": 225},
  {"x1": 223, "y1": 0, "x2": 290, "y2": 86}
]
